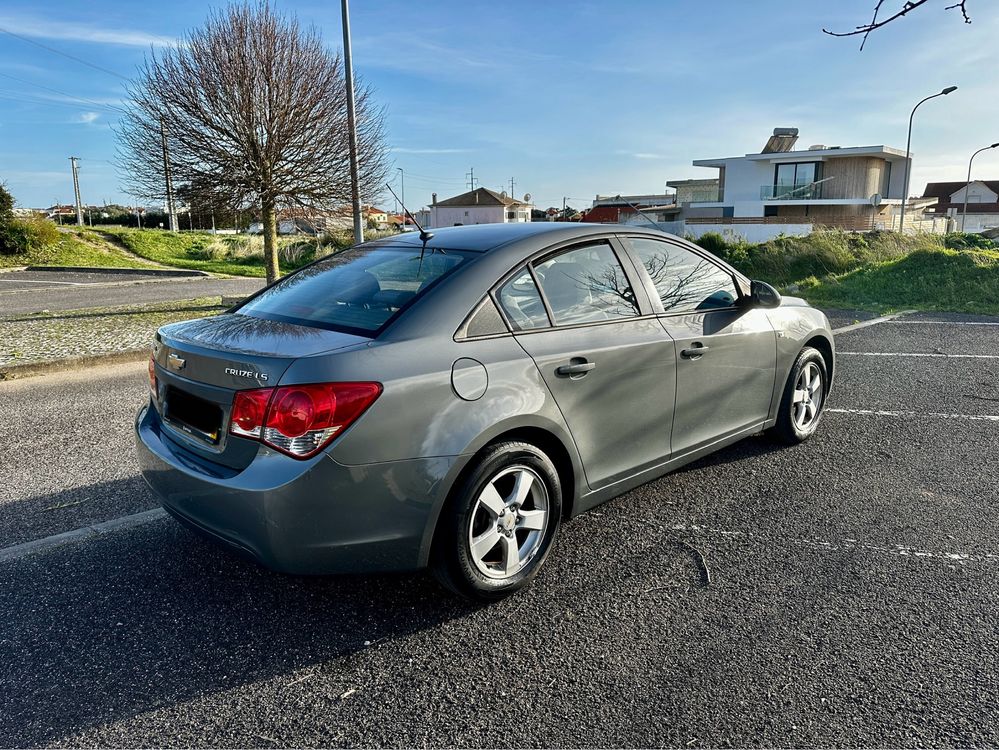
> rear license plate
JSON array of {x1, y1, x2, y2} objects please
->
[{"x1": 164, "y1": 386, "x2": 224, "y2": 444}]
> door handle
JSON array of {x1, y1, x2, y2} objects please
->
[
  {"x1": 556, "y1": 361, "x2": 596, "y2": 377},
  {"x1": 681, "y1": 345, "x2": 710, "y2": 359}
]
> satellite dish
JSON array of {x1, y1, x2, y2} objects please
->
[
  {"x1": 870, "y1": 193, "x2": 883, "y2": 207},
  {"x1": 523, "y1": 193, "x2": 532, "y2": 202}
]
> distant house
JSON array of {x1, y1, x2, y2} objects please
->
[
  {"x1": 582, "y1": 193, "x2": 680, "y2": 227},
  {"x1": 428, "y1": 188, "x2": 531, "y2": 228},
  {"x1": 921, "y1": 181, "x2": 999, "y2": 233},
  {"x1": 680, "y1": 127, "x2": 946, "y2": 240}
]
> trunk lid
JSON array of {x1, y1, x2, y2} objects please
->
[{"x1": 150, "y1": 313, "x2": 369, "y2": 469}]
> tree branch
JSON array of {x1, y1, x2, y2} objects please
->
[{"x1": 822, "y1": 0, "x2": 971, "y2": 50}]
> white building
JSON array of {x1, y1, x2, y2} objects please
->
[
  {"x1": 681, "y1": 128, "x2": 940, "y2": 241},
  {"x1": 922, "y1": 180, "x2": 999, "y2": 233},
  {"x1": 427, "y1": 188, "x2": 531, "y2": 228}
]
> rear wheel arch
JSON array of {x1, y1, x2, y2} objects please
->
[{"x1": 426, "y1": 426, "x2": 578, "y2": 566}]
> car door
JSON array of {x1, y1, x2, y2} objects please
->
[
  {"x1": 494, "y1": 239, "x2": 676, "y2": 491},
  {"x1": 620, "y1": 235, "x2": 777, "y2": 456}
]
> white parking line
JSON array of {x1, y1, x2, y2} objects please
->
[
  {"x1": 0, "y1": 508, "x2": 167, "y2": 562},
  {"x1": 838, "y1": 351, "x2": 999, "y2": 359},
  {"x1": 885, "y1": 320, "x2": 999, "y2": 326},
  {"x1": 826, "y1": 407, "x2": 999, "y2": 423},
  {"x1": 832, "y1": 310, "x2": 916, "y2": 334}
]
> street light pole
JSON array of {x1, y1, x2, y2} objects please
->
[
  {"x1": 900, "y1": 85, "x2": 957, "y2": 232},
  {"x1": 341, "y1": 0, "x2": 363, "y2": 245},
  {"x1": 962, "y1": 142, "x2": 999, "y2": 232}
]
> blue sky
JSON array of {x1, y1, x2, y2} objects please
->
[{"x1": 1, "y1": 0, "x2": 997, "y2": 211}]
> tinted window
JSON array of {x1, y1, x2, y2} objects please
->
[
  {"x1": 460, "y1": 297, "x2": 508, "y2": 338},
  {"x1": 626, "y1": 238, "x2": 738, "y2": 313},
  {"x1": 534, "y1": 242, "x2": 639, "y2": 326},
  {"x1": 496, "y1": 268, "x2": 550, "y2": 330},
  {"x1": 238, "y1": 246, "x2": 469, "y2": 335}
]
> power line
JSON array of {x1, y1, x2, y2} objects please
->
[
  {"x1": 0, "y1": 26, "x2": 130, "y2": 81},
  {"x1": 0, "y1": 71, "x2": 125, "y2": 114}
]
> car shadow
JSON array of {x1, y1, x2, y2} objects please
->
[{"x1": 0, "y1": 514, "x2": 477, "y2": 747}]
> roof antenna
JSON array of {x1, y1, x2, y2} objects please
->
[
  {"x1": 385, "y1": 182, "x2": 435, "y2": 266},
  {"x1": 615, "y1": 194, "x2": 662, "y2": 230}
]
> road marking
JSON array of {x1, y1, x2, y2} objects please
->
[
  {"x1": 826, "y1": 407, "x2": 999, "y2": 423},
  {"x1": 832, "y1": 310, "x2": 916, "y2": 334},
  {"x1": 671, "y1": 523, "x2": 999, "y2": 564},
  {"x1": 0, "y1": 279, "x2": 83, "y2": 286},
  {"x1": 885, "y1": 320, "x2": 999, "y2": 326},
  {"x1": 838, "y1": 351, "x2": 999, "y2": 359},
  {"x1": 0, "y1": 508, "x2": 167, "y2": 563}
]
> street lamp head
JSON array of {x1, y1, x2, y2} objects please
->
[
  {"x1": 941, "y1": 86, "x2": 958, "y2": 95},
  {"x1": 990, "y1": 143, "x2": 999, "y2": 149}
]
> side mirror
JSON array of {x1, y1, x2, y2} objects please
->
[{"x1": 748, "y1": 279, "x2": 782, "y2": 309}]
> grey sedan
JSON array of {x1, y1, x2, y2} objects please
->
[{"x1": 136, "y1": 223, "x2": 834, "y2": 600}]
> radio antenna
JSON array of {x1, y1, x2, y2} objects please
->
[
  {"x1": 386, "y1": 182, "x2": 434, "y2": 248},
  {"x1": 615, "y1": 194, "x2": 662, "y2": 230}
]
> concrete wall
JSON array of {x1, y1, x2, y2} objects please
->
[
  {"x1": 684, "y1": 223, "x2": 814, "y2": 243},
  {"x1": 955, "y1": 213, "x2": 999, "y2": 232}
]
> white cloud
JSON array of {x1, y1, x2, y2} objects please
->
[
  {"x1": 74, "y1": 111, "x2": 100, "y2": 124},
  {"x1": 0, "y1": 14, "x2": 175, "y2": 47}
]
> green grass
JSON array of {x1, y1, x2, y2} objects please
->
[
  {"x1": 99, "y1": 227, "x2": 269, "y2": 277},
  {"x1": 795, "y1": 248, "x2": 999, "y2": 315},
  {"x1": 0, "y1": 227, "x2": 158, "y2": 270}
]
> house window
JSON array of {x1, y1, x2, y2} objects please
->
[
  {"x1": 464, "y1": 211, "x2": 469, "y2": 217},
  {"x1": 882, "y1": 161, "x2": 892, "y2": 197},
  {"x1": 774, "y1": 162, "x2": 823, "y2": 198},
  {"x1": 507, "y1": 211, "x2": 516, "y2": 220}
]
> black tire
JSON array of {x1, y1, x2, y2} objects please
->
[
  {"x1": 431, "y1": 441, "x2": 562, "y2": 601},
  {"x1": 768, "y1": 346, "x2": 828, "y2": 445}
]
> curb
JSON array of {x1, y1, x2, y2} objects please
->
[
  {"x1": 27, "y1": 265, "x2": 210, "y2": 278},
  {"x1": 0, "y1": 348, "x2": 149, "y2": 381}
]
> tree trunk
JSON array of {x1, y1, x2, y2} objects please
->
[{"x1": 261, "y1": 197, "x2": 280, "y2": 284}]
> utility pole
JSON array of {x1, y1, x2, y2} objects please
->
[
  {"x1": 341, "y1": 0, "x2": 364, "y2": 245},
  {"x1": 466, "y1": 167, "x2": 477, "y2": 191},
  {"x1": 69, "y1": 157, "x2": 83, "y2": 226},
  {"x1": 159, "y1": 119, "x2": 179, "y2": 232},
  {"x1": 397, "y1": 167, "x2": 405, "y2": 213},
  {"x1": 562, "y1": 196, "x2": 567, "y2": 222},
  {"x1": 509, "y1": 177, "x2": 516, "y2": 198}
]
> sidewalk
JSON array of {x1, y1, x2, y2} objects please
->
[{"x1": 0, "y1": 297, "x2": 227, "y2": 379}]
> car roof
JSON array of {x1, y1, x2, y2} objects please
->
[{"x1": 361, "y1": 222, "x2": 668, "y2": 254}]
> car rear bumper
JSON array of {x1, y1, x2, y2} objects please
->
[{"x1": 135, "y1": 402, "x2": 459, "y2": 574}]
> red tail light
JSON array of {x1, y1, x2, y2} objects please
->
[
  {"x1": 228, "y1": 382, "x2": 381, "y2": 458},
  {"x1": 148, "y1": 355, "x2": 158, "y2": 397}
]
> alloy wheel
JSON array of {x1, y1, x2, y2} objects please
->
[
  {"x1": 792, "y1": 361, "x2": 824, "y2": 430},
  {"x1": 467, "y1": 465, "x2": 549, "y2": 579}
]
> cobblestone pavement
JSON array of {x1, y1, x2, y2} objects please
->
[{"x1": 0, "y1": 298, "x2": 225, "y2": 368}]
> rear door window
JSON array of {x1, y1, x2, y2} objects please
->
[
  {"x1": 237, "y1": 246, "x2": 470, "y2": 335},
  {"x1": 496, "y1": 268, "x2": 550, "y2": 330},
  {"x1": 625, "y1": 237, "x2": 738, "y2": 313},
  {"x1": 533, "y1": 242, "x2": 640, "y2": 326}
]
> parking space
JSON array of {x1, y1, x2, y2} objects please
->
[
  {"x1": 1, "y1": 310, "x2": 998, "y2": 746},
  {"x1": 0, "y1": 269, "x2": 181, "y2": 289}
]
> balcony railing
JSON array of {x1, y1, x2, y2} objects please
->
[{"x1": 761, "y1": 183, "x2": 824, "y2": 200}]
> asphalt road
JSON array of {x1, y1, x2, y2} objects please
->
[
  {"x1": 0, "y1": 270, "x2": 263, "y2": 315},
  {"x1": 1, "y1": 311, "x2": 998, "y2": 747}
]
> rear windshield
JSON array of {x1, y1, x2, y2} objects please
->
[{"x1": 237, "y1": 246, "x2": 471, "y2": 335}]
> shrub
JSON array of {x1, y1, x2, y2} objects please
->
[
  {"x1": 944, "y1": 232, "x2": 997, "y2": 250},
  {"x1": 0, "y1": 214, "x2": 60, "y2": 255}
]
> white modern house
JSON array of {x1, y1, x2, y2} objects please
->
[
  {"x1": 680, "y1": 128, "x2": 945, "y2": 241},
  {"x1": 921, "y1": 180, "x2": 999, "y2": 233},
  {"x1": 426, "y1": 188, "x2": 531, "y2": 228}
]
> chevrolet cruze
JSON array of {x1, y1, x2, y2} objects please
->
[{"x1": 136, "y1": 223, "x2": 834, "y2": 599}]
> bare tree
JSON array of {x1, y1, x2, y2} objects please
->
[
  {"x1": 118, "y1": 2, "x2": 389, "y2": 283},
  {"x1": 824, "y1": 0, "x2": 971, "y2": 50}
]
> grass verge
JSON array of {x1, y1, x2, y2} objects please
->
[{"x1": 0, "y1": 227, "x2": 159, "y2": 270}]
